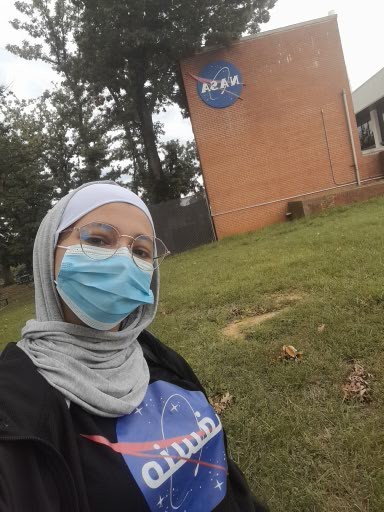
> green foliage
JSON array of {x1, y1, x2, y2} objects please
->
[
  {"x1": 136, "y1": 140, "x2": 203, "y2": 203},
  {"x1": 35, "y1": 86, "x2": 111, "y2": 194},
  {"x1": 159, "y1": 140, "x2": 203, "y2": 200},
  {"x1": 0, "y1": 83, "x2": 119, "y2": 281},
  {"x1": 0, "y1": 92, "x2": 53, "y2": 279},
  {"x1": 8, "y1": 1, "x2": 113, "y2": 190}
]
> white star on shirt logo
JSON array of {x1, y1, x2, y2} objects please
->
[
  {"x1": 214, "y1": 480, "x2": 224, "y2": 491},
  {"x1": 157, "y1": 495, "x2": 165, "y2": 507},
  {"x1": 134, "y1": 407, "x2": 143, "y2": 415},
  {"x1": 170, "y1": 403, "x2": 179, "y2": 412}
]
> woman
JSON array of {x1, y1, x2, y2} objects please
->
[{"x1": 0, "y1": 181, "x2": 267, "y2": 511}]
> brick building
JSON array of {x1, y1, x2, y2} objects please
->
[{"x1": 181, "y1": 15, "x2": 383, "y2": 239}]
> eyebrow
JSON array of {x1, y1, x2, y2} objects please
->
[
  {"x1": 91, "y1": 221, "x2": 153, "y2": 238},
  {"x1": 120, "y1": 233, "x2": 153, "y2": 239}
]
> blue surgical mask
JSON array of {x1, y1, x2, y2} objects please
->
[{"x1": 56, "y1": 245, "x2": 154, "y2": 330}]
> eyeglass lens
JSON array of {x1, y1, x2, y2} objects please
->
[{"x1": 79, "y1": 222, "x2": 167, "y2": 270}]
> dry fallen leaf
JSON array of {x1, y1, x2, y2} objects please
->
[
  {"x1": 317, "y1": 324, "x2": 326, "y2": 333},
  {"x1": 279, "y1": 345, "x2": 303, "y2": 363},
  {"x1": 342, "y1": 362, "x2": 373, "y2": 403},
  {"x1": 209, "y1": 392, "x2": 234, "y2": 415}
]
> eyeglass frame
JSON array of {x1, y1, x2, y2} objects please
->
[{"x1": 57, "y1": 221, "x2": 171, "y2": 271}]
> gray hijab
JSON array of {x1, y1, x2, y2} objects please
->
[{"x1": 17, "y1": 181, "x2": 159, "y2": 418}]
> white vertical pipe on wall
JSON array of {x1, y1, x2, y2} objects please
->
[{"x1": 342, "y1": 89, "x2": 361, "y2": 186}]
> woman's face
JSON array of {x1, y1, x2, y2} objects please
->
[{"x1": 54, "y1": 202, "x2": 153, "y2": 329}]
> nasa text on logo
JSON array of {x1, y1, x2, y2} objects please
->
[{"x1": 190, "y1": 60, "x2": 244, "y2": 109}]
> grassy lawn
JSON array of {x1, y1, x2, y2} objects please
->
[
  {"x1": 0, "y1": 284, "x2": 35, "y2": 344},
  {"x1": 1, "y1": 198, "x2": 384, "y2": 511}
]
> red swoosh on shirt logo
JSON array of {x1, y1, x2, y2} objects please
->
[{"x1": 81, "y1": 434, "x2": 227, "y2": 473}]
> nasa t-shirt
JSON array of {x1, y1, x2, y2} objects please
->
[{"x1": 70, "y1": 366, "x2": 229, "y2": 512}]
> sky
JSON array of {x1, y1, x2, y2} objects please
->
[{"x1": 1, "y1": 0, "x2": 383, "y2": 142}]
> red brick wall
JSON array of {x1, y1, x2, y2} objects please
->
[{"x1": 180, "y1": 16, "x2": 383, "y2": 239}]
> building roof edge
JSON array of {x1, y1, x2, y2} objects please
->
[
  {"x1": 188, "y1": 14, "x2": 338, "y2": 59},
  {"x1": 352, "y1": 66, "x2": 384, "y2": 94}
]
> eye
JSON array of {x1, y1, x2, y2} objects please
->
[
  {"x1": 132, "y1": 246, "x2": 152, "y2": 261},
  {"x1": 83, "y1": 235, "x2": 109, "y2": 247}
]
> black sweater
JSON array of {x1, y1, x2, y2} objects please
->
[{"x1": 0, "y1": 332, "x2": 267, "y2": 512}]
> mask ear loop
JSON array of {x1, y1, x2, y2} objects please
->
[{"x1": 54, "y1": 245, "x2": 70, "y2": 286}]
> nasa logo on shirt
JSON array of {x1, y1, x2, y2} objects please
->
[
  {"x1": 190, "y1": 60, "x2": 244, "y2": 109},
  {"x1": 116, "y1": 381, "x2": 227, "y2": 512}
]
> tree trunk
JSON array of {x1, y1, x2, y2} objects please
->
[{"x1": 135, "y1": 82, "x2": 167, "y2": 203}]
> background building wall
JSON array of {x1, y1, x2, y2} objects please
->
[
  {"x1": 181, "y1": 16, "x2": 382, "y2": 238},
  {"x1": 353, "y1": 67, "x2": 384, "y2": 152},
  {"x1": 353, "y1": 67, "x2": 384, "y2": 113}
]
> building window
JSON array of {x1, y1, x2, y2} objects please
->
[
  {"x1": 376, "y1": 99, "x2": 384, "y2": 145},
  {"x1": 358, "y1": 122, "x2": 375, "y2": 150},
  {"x1": 356, "y1": 108, "x2": 376, "y2": 150}
]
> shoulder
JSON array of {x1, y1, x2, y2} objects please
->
[
  {"x1": 0, "y1": 343, "x2": 67, "y2": 437},
  {"x1": 0, "y1": 343, "x2": 37, "y2": 393},
  {"x1": 0, "y1": 342, "x2": 44, "y2": 391}
]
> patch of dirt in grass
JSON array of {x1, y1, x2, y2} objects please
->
[
  {"x1": 224, "y1": 292, "x2": 304, "y2": 340},
  {"x1": 223, "y1": 308, "x2": 290, "y2": 340}
]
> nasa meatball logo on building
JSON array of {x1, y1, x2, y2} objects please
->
[{"x1": 191, "y1": 60, "x2": 244, "y2": 108}]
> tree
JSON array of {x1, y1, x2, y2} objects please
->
[
  {"x1": 0, "y1": 80, "x2": 120, "y2": 285},
  {"x1": 7, "y1": 0, "x2": 276, "y2": 202},
  {"x1": 132, "y1": 140, "x2": 203, "y2": 203},
  {"x1": 154, "y1": 140, "x2": 203, "y2": 202},
  {"x1": 7, "y1": 0, "x2": 110, "y2": 188},
  {"x1": 34, "y1": 85, "x2": 113, "y2": 196},
  {"x1": 0, "y1": 91, "x2": 53, "y2": 283}
]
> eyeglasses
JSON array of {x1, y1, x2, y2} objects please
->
[{"x1": 58, "y1": 222, "x2": 170, "y2": 271}]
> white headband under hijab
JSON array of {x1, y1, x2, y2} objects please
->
[{"x1": 55, "y1": 183, "x2": 154, "y2": 247}]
